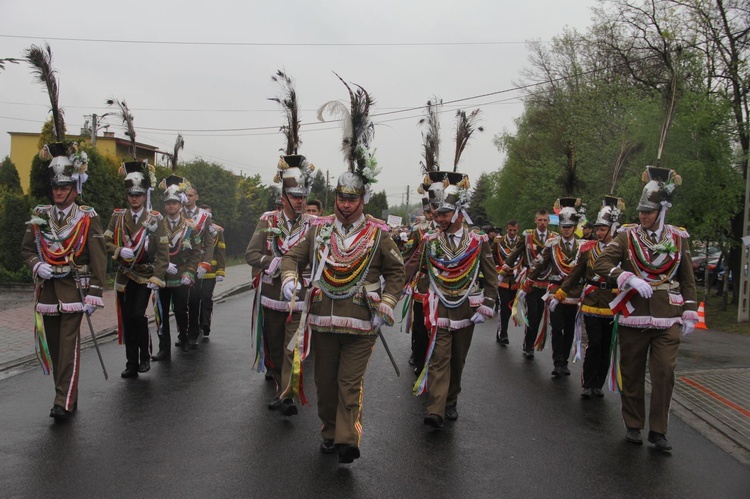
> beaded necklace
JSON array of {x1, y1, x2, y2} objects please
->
[
  {"x1": 426, "y1": 234, "x2": 482, "y2": 308},
  {"x1": 35, "y1": 213, "x2": 90, "y2": 267},
  {"x1": 318, "y1": 223, "x2": 380, "y2": 299},
  {"x1": 549, "y1": 242, "x2": 577, "y2": 277},
  {"x1": 627, "y1": 228, "x2": 681, "y2": 284}
]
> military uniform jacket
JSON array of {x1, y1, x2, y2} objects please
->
[
  {"x1": 184, "y1": 207, "x2": 214, "y2": 271},
  {"x1": 245, "y1": 210, "x2": 312, "y2": 312},
  {"x1": 525, "y1": 235, "x2": 582, "y2": 302},
  {"x1": 22, "y1": 204, "x2": 108, "y2": 314},
  {"x1": 556, "y1": 240, "x2": 617, "y2": 315},
  {"x1": 491, "y1": 234, "x2": 521, "y2": 290},
  {"x1": 418, "y1": 227, "x2": 498, "y2": 330},
  {"x1": 163, "y1": 214, "x2": 201, "y2": 287},
  {"x1": 402, "y1": 220, "x2": 434, "y2": 302},
  {"x1": 504, "y1": 229, "x2": 559, "y2": 288},
  {"x1": 205, "y1": 223, "x2": 226, "y2": 279},
  {"x1": 280, "y1": 214, "x2": 405, "y2": 335},
  {"x1": 593, "y1": 224, "x2": 697, "y2": 328},
  {"x1": 104, "y1": 209, "x2": 169, "y2": 292}
]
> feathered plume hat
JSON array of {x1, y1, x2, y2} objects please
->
[
  {"x1": 595, "y1": 195, "x2": 625, "y2": 229},
  {"x1": 159, "y1": 175, "x2": 191, "y2": 203},
  {"x1": 25, "y1": 43, "x2": 89, "y2": 192},
  {"x1": 554, "y1": 197, "x2": 584, "y2": 227},
  {"x1": 434, "y1": 109, "x2": 483, "y2": 224},
  {"x1": 269, "y1": 70, "x2": 315, "y2": 197},
  {"x1": 416, "y1": 97, "x2": 443, "y2": 211},
  {"x1": 317, "y1": 73, "x2": 379, "y2": 204},
  {"x1": 637, "y1": 166, "x2": 681, "y2": 212},
  {"x1": 119, "y1": 160, "x2": 157, "y2": 211}
]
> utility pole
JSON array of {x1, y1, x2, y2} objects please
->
[
  {"x1": 405, "y1": 185, "x2": 410, "y2": 221},
  {"x1": 738, "y1": 153, "x2": 750, "y2": 322},
  {"x1": 86, "y1": 113, "x2": 112, "y2": 147},
  {"x1": 324, "y1": 170, "x2": 330, "y2": 213}
]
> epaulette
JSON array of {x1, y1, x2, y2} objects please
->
[
  {"x1": 522, "y1": 229, "x2": 534, "y2": 236},
  {"x1": 422, "y1": 229, "x2": 441, "y2": 242},
  {"x1": 113, "y1": 208, "x2": 127, "y2": 216},
  {"x1": 147, "y1": 210, "x2": 164, "y2": 221},
  {"x1": 79, "y1": 205, "x2": 98, "y2": 218},
  {"x1": 311, "y1": 215, "x2": 335, "y2": 226},
  {"x1": 212, "y1": 223, "x2": 224, "y2": 232},
  {"x1": 618, "y1": 223, "x2": 637, "y2": 234},
  {"x1": 469, "y1": 228, "x2": 489, "y2": 243},
  {"x1": 667, "y1": 225, "x2": 690, "y2": 238},
  {"x1": 579, "y1": 239, "x2": 598, "y2": 253},
  {"x1": 365, "y1": 214, "x2": 390, "y2": 231},
  {"x1": 545, "y1": 236, "x2": 560, "y2": 248},
  {"x1": 33, "y1": 205, "x2": 52, "y2": 215},
  {"x1": 260, "y1": 210, "x2": 278, "y2": 222}
]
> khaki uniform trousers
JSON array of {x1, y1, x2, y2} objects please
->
[
  {"x1": 44, "y1": 312, "x2": 83, "y2": 411},
  {"x1": 313, "y1": 331, "x2": 377, "y2": 446},
  {"x1": 262, "y1": 308, "x2": 300, "y2": 397},
  {"x1": 618, "y1": 324, "x2": 680, "y2": 434},
  {"x1": 426, "y1": 325, "x2": 475, "y2": 417}
]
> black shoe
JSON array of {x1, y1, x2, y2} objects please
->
[
  {"x1": 202, "y1": 329, "x2": 210, "y2": 337},
  {"x1": 320, "y1": 439, "x2": 336, "y2": 454},
  {"x1": 648, "y1": 431, "x2": 673, "y2": 451},
  {"x1": 267, "y1": 397, "x2": 283, "y2": 411},
  {"x1": 175, "y1": 340, "x2": 182, "y2": 348},
  {"x1": 560, "y1": 365, "x2": 571, "y2": 376},
  {"x1": 593, "y1": 388, "x2": 604, "y2": 398},
  {"x1": 121, "y1": 367, "x2": 139, "y2": 378},
  {"x1": 524, "y1": 350, "x2": 534, "y2": 359},
  {"x1": 500, "y1": 337, "x2": 509, "y2": 346},
  {"x1": 49, "y1": 404, "x2": 70, "y2": 422},
  {"x1": 626, "y1": 428, "x2": 643, "y2": 445},
  {"x1": 189, "y1": 339, "x2": 198, "y2": 350},
  {"x1": 181, "y1": 340, "x2": 189, "y2": 353},
  {"x1": 424, "y1": 414, "x2": 444, "y2": 429},
  {"x1": 445, "y1": 405, "x2": 458, "y2": 421},
  {"x1": 265, "y1": 372, "x2": 274, "y2": 381},
  {"x1": 551, "y1": 366, "x2": 561, "y2": 377},
  {"x1": 581, "y1": 388, "x2": 593, "y2": 399},
  {"x1": 338, "y1": 444, "x2": 360, "y2": 464},
  {"x1": 151, "y1": 350, "x2": 170, "y2": 362},
  {"x1": 137, "y1": 360, "x2": 150, "y2": 373},
  {"x1": 408, "y1": 353, "x2": 416, "y2": 366},
  {"x1": 281, "y1": 399, "x2": 298, "y2": 416}
]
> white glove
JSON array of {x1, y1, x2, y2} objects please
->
[
  {"x1": 681, "y1": 310, "x2": 698, "y2": 337},
  {"x1": 197, "y1": 266, "x2": 207, "y2": 279},
  {"x1": 497, "y1": 275, "x2": 503, "y2": 286},
  {"x1": 471, "y1": 312, "x2": 486, "y2": 324},
  {"x1": 265, "y1": 256, "x2": 282, "y2": 276},
  {"x1": 36, "y1": 262, "x2": 53, "y2": 280},
  {"x1": 372, "y1": 315, "x2": 384, "y2": 330},
  {"x1": 147, "y1": 282, "x2": 160, "y2": 291},
  {"x1": 119, "y1": 247, "x2": 134, "y2": 260},
  {"x1": 282, "y1": 280, "x2": 301, "y2": 301},
  {"x1": 181, "y1": 275, "x2": 193, "y2": 286},
  {"x1": 82, "y1": 303, "x2": 97, "y2": 316},
  {"x1": 167, "y1": 263, "x2": 178, "y2": 275},
  {"x1": 628, "y1": 276, "x2": 653, "y2": 298},
  {"x1": 517, "y1": 290, "x2": 527, "y2": 302},
  {"x1": 216, "y1": 275, "x2": 225, "y2": 282},
  {"x1": 548, "y1": 298, "x2": 560, "y2": 313}
]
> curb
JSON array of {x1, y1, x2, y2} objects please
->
[{"x1": 0, "y1": 282, "x2": 252, "y2": 375}]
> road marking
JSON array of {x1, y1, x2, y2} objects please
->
[{"x1": 680, "y1": 376, "x2": 750, "y2": 418}]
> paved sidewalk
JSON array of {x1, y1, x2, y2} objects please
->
[{"x1": 0, "y1": 263, "x2": 253, "y2": 372}]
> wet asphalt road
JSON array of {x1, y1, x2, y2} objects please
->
[{"x1": 1, "y1": 292, "x2": 749, "y2": 498}]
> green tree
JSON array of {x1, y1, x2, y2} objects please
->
[
  {"x1": 365, "y1": 190, "x2": 389, "y2": 219},
  {"x1": 232, "y1": 174, "x2": 272, "y2": 256},
  {"x1": 0, "y1": 156, "x2": 22, "y2": 194},
  {"x1": 467, "y1": 172, "x2": 494, "y2": 227},
  {"x1": 0, "y1": 190, "x2": 30, "y2": 272},
  {"x1": 177, "y1": 159, "x2": 239, "y2": 227}
]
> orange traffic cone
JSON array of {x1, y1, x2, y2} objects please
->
[{"x1": 696, "y1": 302, "x2": 708, "y2": 330}]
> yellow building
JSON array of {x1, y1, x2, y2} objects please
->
[{"x1": 8, "y1": 131, "x2": 163, "y2": 193}]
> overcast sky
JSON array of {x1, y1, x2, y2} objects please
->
[{"x1": 0, "y1": 0, "x2": 596, "y2": 205}]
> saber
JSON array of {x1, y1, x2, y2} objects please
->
[
  {"x1": 71, "y1": 261, "x2": 109, "y2": 380},
  {"x1": 377, "y1": 326, "x2": 400, "y2": 377}
]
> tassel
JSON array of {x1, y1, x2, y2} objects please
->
[
  {"x1": 606, "y1": 315, "x2": 622, "y2": 392},
  {"x1": 33, "y1": 305, "x2": 52, "y2": 375}
]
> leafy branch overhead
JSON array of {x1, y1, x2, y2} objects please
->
[
  {"x1": 106, "y1": 98, "x2": 137, "y2": 159},
  {"x1": 25, "y1": 44, "x2": 65, "y2": 142},
  {"x1": 453, "y1": 109, "x2": 483, "y2": 172},
  {"x1": 269, "y1": 70, "x2": 301, "y2": 155}
]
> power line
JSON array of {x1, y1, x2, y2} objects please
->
[{"x1": 0, "y1": 33, "x2": 534, "y2": 47}]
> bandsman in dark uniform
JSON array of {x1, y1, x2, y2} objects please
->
[
  {"x1": 281, "y1": 77, "x2": 405, "y2": 464},
  {"x1": 22, "y1": 142, "x2": 108, "y2": 421},
  {"x1": 152, "y1": 176, "x2": 200, "y2": 359},
  {"x1": 183, "y1": 186, "x2": 214, "y2": 349},
  {"x1": 104, "y1": 161, "x2": 169, "y2": 378},
  {"x1": 594, "y1": 166, "x2": 698, "y2": 451},
  {"x1": 198, "y1": 204, "x2": 226, "y2": 340},
  {"x1": 503, "y1": 209, "x2": 558, "y2": 359},
  {"x1": 554, "y1": 196, "x2": 624, "y2": 397},
  {"x1": 521, "y1": 198, "x2": 583, "y2": 377},
  {"x1": 491, "y1": 220, "x2": 521, "y2": 346}
]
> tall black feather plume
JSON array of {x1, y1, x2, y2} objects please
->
[
  {"x1": 106, "y1": 98, "x2": 137, "y2": 159},
  {"x1": 418, "y1": 97, "x2": 442, "y2": 174},
  {"x1": 453, "y1": 109, "x2": 483, "y2": 171},
  {"x1": 0, "y1": 57, "x2": 20, "y2": 72},
  {"x1": 172, "y1": 134, "x2": 184, "y2": 171},
  {"x1": 25, "y1": 44, "x2": 65, "y2": 142},
  {"x1": 268, "y1": 70, "x2": 301, "y2": 155}
]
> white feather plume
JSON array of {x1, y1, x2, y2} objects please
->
[{"x1": 317, "y1": 100, "x2": 353, "y2": 156}]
